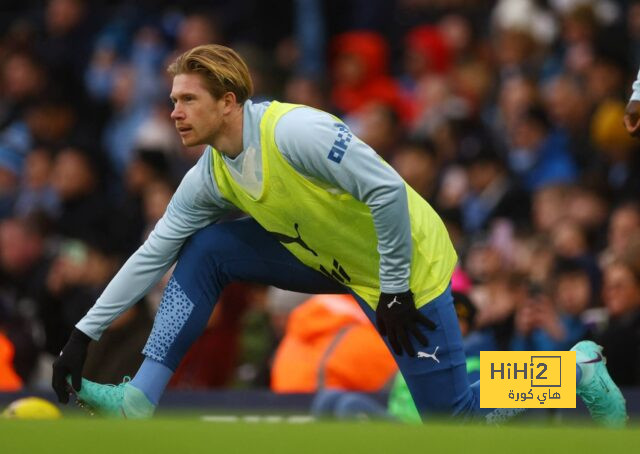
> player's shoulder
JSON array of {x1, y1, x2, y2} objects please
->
[
  {"x1": 275, "y1": 104, "x2": 346, "y2": 144},
  {"x1": 280, "y1": 104, "x2": 338, "y2": 125}
]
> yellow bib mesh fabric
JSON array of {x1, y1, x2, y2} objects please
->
[{"x1": 212, "y1": 101, "x2": 457, "y2": 308}]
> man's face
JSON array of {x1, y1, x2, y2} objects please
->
[{"x1": 170, "y1": 73, "x2": 224, "y2": 147}]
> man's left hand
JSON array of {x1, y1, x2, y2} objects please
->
[{"x1": 376, "y1": 291, "x2": 436, "y2": 356}]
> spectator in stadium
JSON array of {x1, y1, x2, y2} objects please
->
[
  {"x1": 550, "y1": 219, "x2": 593, "y2": 264},
  {"x1": 438, "y1": 13, "x2": 479, "y2": 65},
  {"x1": 35, "y1": 0, "x2": 96, "y2": 92},
  {"x1": 49, "y1": 147, "x2": 115, "y2": 251},
  {"x1": 601, "y1": 202, "x2": 640, "y2": 268},
  {"x1": 0, "y1": 216, "x2": 48, "y2": 380},
  {"x1": 464, "y1": 239, "x2": 505, "y2": 284},
  {"x1": 173, "y1": 14, "x2": 222, "y2": 56},
  {"x1": 400, "y1": 25, "x2": 452, "y2": 96},
  {"x1": 491, "y1": 0, "x2": 555, "y2": 78},
  {"x1": 591, "y1": 100, "x2": 640, "y2": 201},
  {"x1": 564, "y1": 185, "x2": 609, "y2": 241},
  {"x1": 493, "y1": 75, "x2": 539, "y2": 146},
  {"x1": 25, "y1": 97, "x2": 79, "y2": 150},
  {"x1": 629, "y1": 1, "x2": 640, "y2": 71},
  {"x1": 512, "y1": 258, "x2": 594, "y2": 353},
  {"x1": 330, "y1": 31, "x2": 408, "y2": 121},
  {"x1": 116, "y1": 148, "x2": 171, "y2": 255},
  {"x1": 511, "y1": 282, "x2": 565, "y2": 352},
  {"x1": 550, "y1": 217, "x2": 603, "y2": 295},
  {"x1": 102, "y1": 64, "x2": 155, "y2": 175},
  {"x1": 0, "y1": 120, "x2": 32, "y2": 218},
  {"x1": 283, "y1": 76, "x2": 327, "y2": 111},
  {"x1": 553, "y1": 258, "x2": 598, "y2": 327},
  {"x1": 586, "y1": 44, "x2": 629, "y2": 106},
  {"x1": 542, "y1": 74, "x2": 597, "y2": 172},
  {"x1": 458, "y1": 143, "x2": 529, "y2": 233},
  {"x1": 45, "y1": 239, "x2": 119, "y2": 352},
  {"x1": 349, "y1": 102, "x2": 402, "y2": 160},
  {"x1": 597, "y1": 256, "x2": 640, "y2": 385},
  {"x1": 391, "y1": 140, "x2": 440, "y2": 203},
  {"x1": 0, "y1": 52, "x2": 47, "y2": 128},
  {"x1": 408, "y1": 74, "x2": 460, "y2": 139},
  {"x1": 141, "y1": 180, "x2": 175, "y2": 237},
  {"x1": 51, "y1": 44, "x2": 627, "y2": 427},
  {"x1": 13, "y1": 147, "x2": 59, "y2": 218},
  {"x1": 531, "y1": 184, "x2": 571, "y2": 233},
  {"x1": 507, "y1": 105, "x2": 577, "y2": 192}
]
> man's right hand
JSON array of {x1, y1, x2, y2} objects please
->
[
  {"x1": 51, "y1": 328, "x2": 91, "y2": 403},
  {"x1": 624, "y1": 100, "x2": 640, "y2": 137}
]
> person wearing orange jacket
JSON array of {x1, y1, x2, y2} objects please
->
[
  {"x1": 271, "y1": 294, "x2": 397, "y2": 393},
  {"x1": 0, "y1": 331, "x2": 23, "y2": 391}
]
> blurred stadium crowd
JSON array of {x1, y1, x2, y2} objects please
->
[{"x1": 1, "y1": 0, "x2": 640, "y2": 395}]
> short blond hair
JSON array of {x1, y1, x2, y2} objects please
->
[{"x1": 168, "y1": 44, "x2": 254, "y2": 103}]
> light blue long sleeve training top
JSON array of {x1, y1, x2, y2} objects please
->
[{"x1": 77, "y1": 100, "x2": 413, "y2": 339}]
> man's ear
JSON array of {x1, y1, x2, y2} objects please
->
[{"x1": 221, "y1": 91, "x2": 238, "y2": 113}]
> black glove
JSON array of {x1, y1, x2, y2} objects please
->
[
  {"x1": 376, "y1": 290, "x2": 436, "y2": 356},
  {"x1": 52, "y1": 328, "x2": 91, "y2": 403}
]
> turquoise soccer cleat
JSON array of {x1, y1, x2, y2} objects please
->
[
  {"x1": 571, "y1": 340, "x2": 627, "y2": 428},
  {"x1": 68, "y1": 376, "x2": 155, "y2": 419}
]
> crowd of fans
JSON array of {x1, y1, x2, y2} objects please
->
[{"x1": 1, "y1": 0, "x2": 640, "y2": 393}]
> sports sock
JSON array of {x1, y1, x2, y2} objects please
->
[{"x1": 130, "y1": 357, "x2": 173, "y2": 406}]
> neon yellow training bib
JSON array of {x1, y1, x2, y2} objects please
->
[{"x1": 212, "y1": 101, "x2": 457, "y2": 309}]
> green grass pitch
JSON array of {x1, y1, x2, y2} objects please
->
[{"x1": 1, "y1": 417, "x2": 639, "y2": 454}]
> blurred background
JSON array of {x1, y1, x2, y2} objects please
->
[{"x1": 0, "y1": 0, "x2": 640, "y2": 415}]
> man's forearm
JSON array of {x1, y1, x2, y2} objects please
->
[
  {"x1": 75, "y1": 241, "x2": 179, "y2": 340},
  {"x1": 367, "y1": 181, "x2": 412, "y2": 294},
  {"x1": 75, "y1": 149, "x2": 230, "y2": 339}
]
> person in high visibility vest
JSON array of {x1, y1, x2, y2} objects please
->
[
  {"x1": 0, "y1": 332, "x2": 23, "y2": 391},
  {"x1": 271, "y1": 294, "x2": 397, "y2": 393},
  {"x1": 52, "y1": 45, "x2": 626, "y2": 426}
]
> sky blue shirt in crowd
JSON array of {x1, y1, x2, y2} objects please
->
[{"x1": 77, "y1": 100, "x2": 413, "y2": 339}]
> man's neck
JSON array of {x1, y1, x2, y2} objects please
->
[{"x1": 212, "y1": 105, "x2": 244, "y2": 158}]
